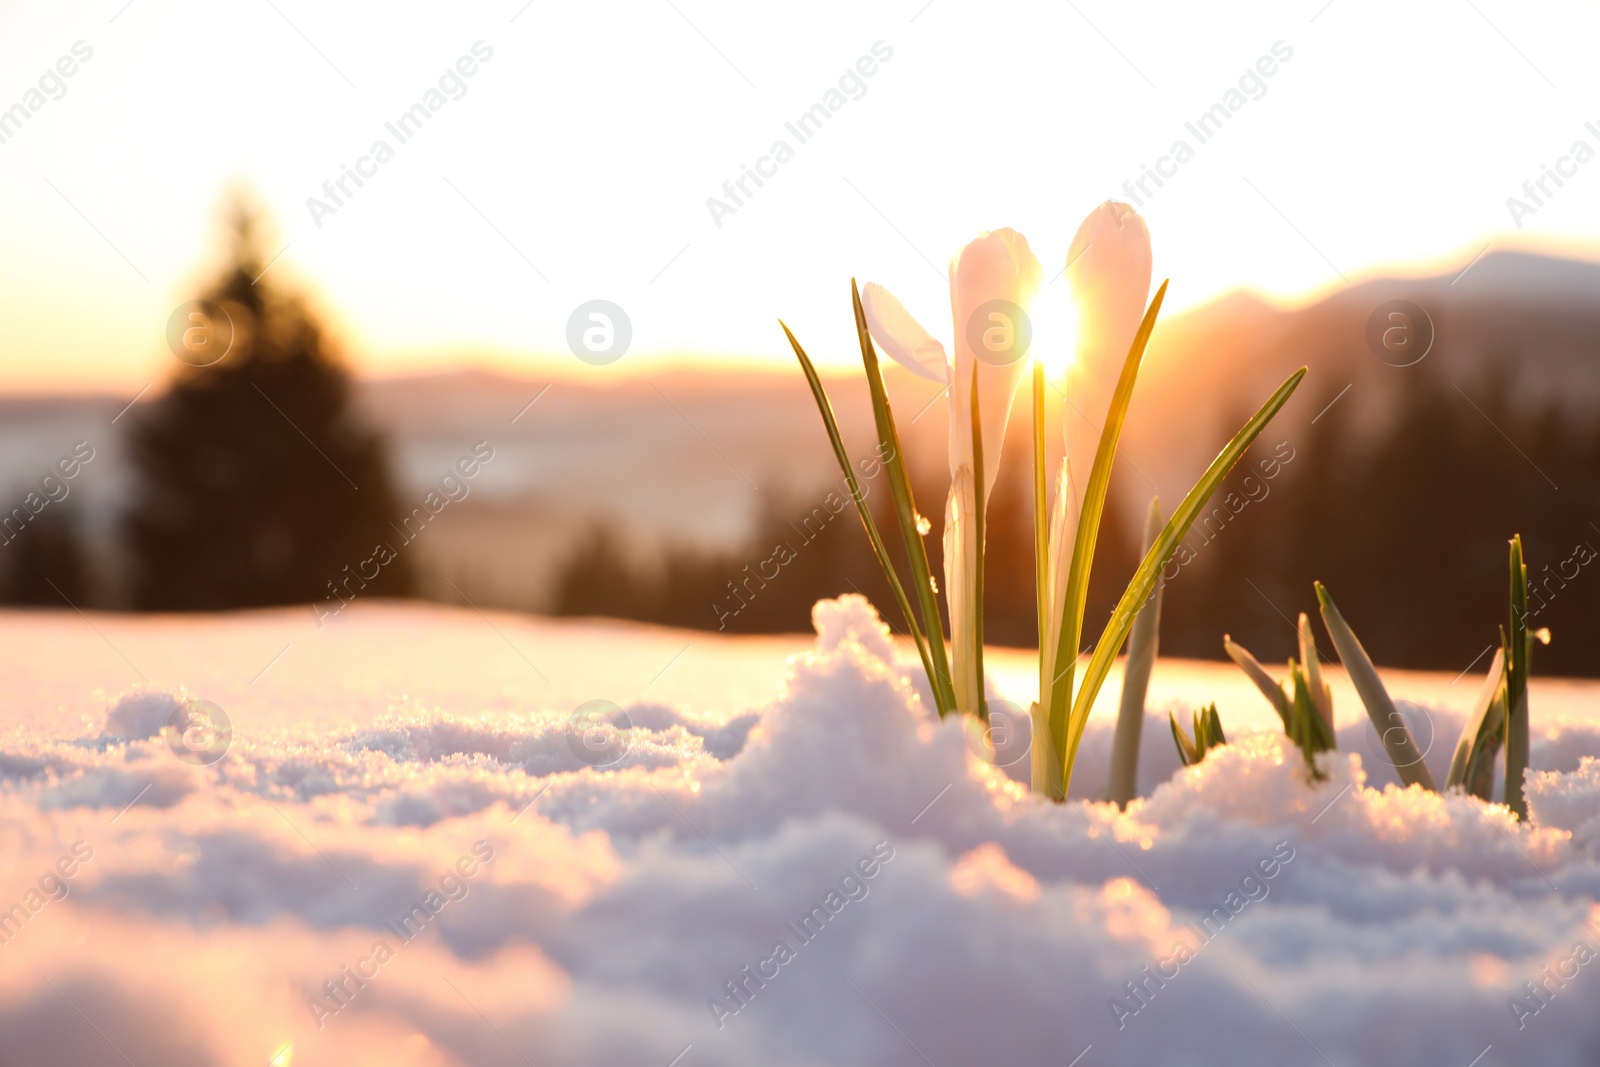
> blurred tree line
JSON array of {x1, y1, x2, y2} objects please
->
[
  {"x1": 1164, "y1": 369, "x2": 1600, "y2": 676},
  {"x1": 550, "y1": 449, "x2": 1142, "y2": 649},
  {"x1": 554, "y1": 366, "x2": 1600, "y2": 678}
]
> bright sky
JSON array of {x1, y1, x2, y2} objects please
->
[{"x1": 0, "y1": 0, "x2": 1597, "y2": 394}]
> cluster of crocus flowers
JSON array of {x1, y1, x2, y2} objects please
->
[{"x1": 783, "y1": 202, "x2": 1305, "y2": 800}]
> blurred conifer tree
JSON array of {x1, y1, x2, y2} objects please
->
[{"x1": 124, "y1": 201, "x2": 414, "y2": 609}]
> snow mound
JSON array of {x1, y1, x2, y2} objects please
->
[
  {"x1": 1, "y1": 596, "x2": 1598, "y2": 1066},
  {"x1": 102, "y1": 688, "x2": 184, "y2": 740}
]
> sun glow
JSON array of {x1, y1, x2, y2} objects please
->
[{"x1": 1028, "y1": 282, "x2": 1082, "y2": 383}]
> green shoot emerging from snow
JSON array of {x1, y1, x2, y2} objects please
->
[
  {"x1": 1442, "y1": 535, "x2": 1549, "y2": 814},
  {"x1": 1316, "y1": 582, "x2": 1438, "y2": 792},
  {"x1": 1104, "y1": 497, "x2": 1164, "y2": 809},
  {"x1": 1221, "y1": 541, "x2": 1551, "y2": 805},
  {"x1": 1446, "y1": 647, "x2": 1507, "y2": 801},
  {"x1": 1224, "y1": 615, "x2": 1336, "y2": 779},
  {"x1": 1505, "y1": 534, "x2": 1532, "y2": 819},
  {"x1": 1171, "y1": 703, "x2": 1226, "y2": 768}
]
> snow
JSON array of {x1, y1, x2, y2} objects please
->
[{"x1": 2, "y1": 595, "x2": 1599, "y2": 1066}]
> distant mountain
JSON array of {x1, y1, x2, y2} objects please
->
[{"x1": 1123, "y1": 249, "x2": 1600, "y2": 513}]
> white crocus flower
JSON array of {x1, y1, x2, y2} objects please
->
[
  {"x1": 862, "y1": 229, "x2": 1042, "y2": 716},
  {"x1": 1039, "y1": 202, "x2": 1152, "y2": 786},
  {"x1": 1061, "y1": 201, "x2": 1153, "y2": 524}
]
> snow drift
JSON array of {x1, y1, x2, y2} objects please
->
[{"x1": 2, "y1": 595, "x2": 1599, "y2": 1066}]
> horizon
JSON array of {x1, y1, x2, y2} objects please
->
[{"x1": 3, "y1": 239, "x2": 1594, "y2": 399}]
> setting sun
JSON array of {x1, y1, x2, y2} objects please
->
[{"x1": 1029, "y1": 281, "x2": 1083, "y2": 383}]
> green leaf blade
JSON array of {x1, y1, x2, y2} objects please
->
[
  {"x1": 1061, "y1": 366, "x2": 1308, "y2": 794},
  {"x1": 1032, "y1": 364, "x2": 1048, "y2": 680},
  {"x1": 1504, "y1": 534, "x2": 1530, "y2": 818},
  {"x1": 970, "y1": 364, "x2": 987, "y2": 721},
  {"x1": 1224, "y1": 635, "x2": 1291, "y2": 727},
  {"x1": 1047, "y1": 281, "x2": 1170, "y2": 785},
  {"x1": 782, "y1": 321, "x2": 941, "y2": 713},
  {"x1": 1170, "y1": 710, "x2": 1197, "y2": 767},
  {"x1": 1447, "y1": 647, "x2": 1507, "y2": 791},
  {"x1": 1316, "y1": 581, "x2": 1438, "y2": 792},
  {"x1": 1106, "y1": 496, "x2": 1164, "y2": 809},
  {"x1": 849, "y1": 282, "x2": 957, "y2": 716}
]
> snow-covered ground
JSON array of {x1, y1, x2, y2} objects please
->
[{"x1": 3, "y1": 597, "x2": 1599, "y2": 1066}]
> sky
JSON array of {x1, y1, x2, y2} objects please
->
[{"x1": 0, "y1": 0, "x2": 1597, "y2": 394}]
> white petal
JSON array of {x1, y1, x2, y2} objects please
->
[
  {"x1": 1061, "y1": 202, "x2": 1152, "y2": 515},
  {"x1": 860, "y1": 283, "x2": 949, "y2": 385},
  {"x1": 946, "y1": 229, "x2": 1043, "y2": 500},
  {"x1": 1065, "y1": 201, "x2": 1152, "y2": 375}
]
